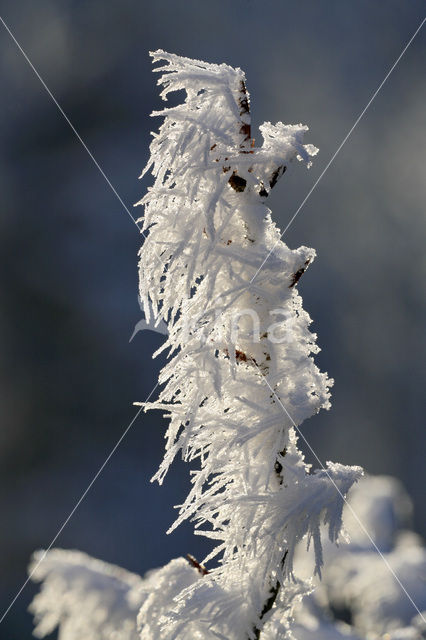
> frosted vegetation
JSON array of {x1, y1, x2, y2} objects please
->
[
  {"x1": 291, "y1": 475, "x2": 426, "y2": 639},
  {"x1": 28, "y1": 52, "x2": 424, "y2": 639},
  {"x1": 29, "y1": 476, "x2": 426, "y2": 639}
]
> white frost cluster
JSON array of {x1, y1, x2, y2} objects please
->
[
  {"x1": 134, "y1": 50, "x2": 362, "y2": 638},
  {"x1": 29, "y1": 51, "x2": 365, "y2": 639},
  {"x1": 293, "y1": 475, "x2": 426, "y2": 639},
  {"x1": 29, "y1": 479, "x2": 426, "y2": 639},
  {"x1": 29, "y1": 549, "x2": 144, "y2": 639}
]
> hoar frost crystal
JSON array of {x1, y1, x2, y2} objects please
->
[{"x1": 29, "y1": 51, "x2": 363, "y2": 640}]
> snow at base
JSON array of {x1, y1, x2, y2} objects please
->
[{"x1": 29, "y1": 477, "x2": 426, "y2": 639}]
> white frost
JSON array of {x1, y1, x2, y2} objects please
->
[
  {"x1": 135, "y1": 50, "x2": 362, "y2": 638},
  {"x1": 29, "y1": 51, "x2": 365, "y2": 640},
  {"x1": 29, "y1": 549, "x2": 144, "y2": 640},
  {"x1": 293, "y1": 475, "x2": 426, "y2": 639}
]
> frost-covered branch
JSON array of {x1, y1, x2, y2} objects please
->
[
  {"x1": 134, "y1": 50, "x2": 362, "y2": 639},
  {"x1": 29, "y1": 51, "x2": 363, "y2": 640}
]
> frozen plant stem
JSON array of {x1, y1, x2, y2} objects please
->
[
  {"x1": 134, "y1": 51, "x2": 363, "y2": 639},
  {"x1": 28, "y1": 51, "x2": 363, "y2": 640}
]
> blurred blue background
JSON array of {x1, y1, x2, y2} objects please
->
[{"x1": 0, "y1": 1, "x2": 425, "y2": 636}]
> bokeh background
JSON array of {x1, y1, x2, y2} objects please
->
[{"x1": 0, "y1": 1, "x2": 425, "y2": 636}]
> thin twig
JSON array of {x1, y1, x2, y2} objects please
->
[{"x1": 186, "y1": 554, "x2": 209, "y2": 576}]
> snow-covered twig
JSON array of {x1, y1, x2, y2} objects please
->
[
  {"x1": 29, "y1": 51, "x2": 363, "y2": 640},
  {"x1": 134, "y1": 50, "x2": 362, "y2": 639}
]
